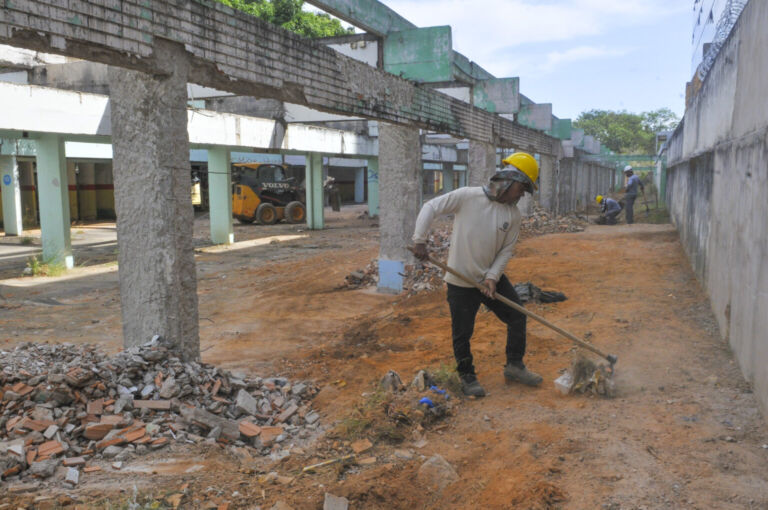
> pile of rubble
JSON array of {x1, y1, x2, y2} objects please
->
[
  {"x1": 520, "y1": 206, "x2": 587, "y2": 237},
  {"x1": 342, "y1": 226, "x2": 451, "y2": 295},
  {"x1": 0, "y1": 337, "x2": 320, "y2": 486}
]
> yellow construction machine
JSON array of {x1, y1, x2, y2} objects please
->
[{"x1": 232, "y1": 163, "x2": 306, "y2": 224}]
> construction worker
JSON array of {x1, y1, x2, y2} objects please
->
[
  {"x1": 596, "y1": 195, "x2": 622, "y2": 225},
  {"x1": 412, "y1": 152, "x2": 543, "y2": 397},
  {"x1": 622, "y1": 165, "x2": 644, "y2": 224}
]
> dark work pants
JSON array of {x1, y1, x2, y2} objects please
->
[
  {"x1": 446, "y1": 274, "x2": 527, "y2": 376},
  {"x1": 605, "y1": 210, "x2": 619, "y2": 225},
  {"x1": 624, "y1": 194, "x2": 637, "y2": 224}
]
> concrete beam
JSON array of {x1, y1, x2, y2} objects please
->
[
  {"x1": 378, "y1": 123, "x2": 420, "y2": 293},
  {"x1": 518, "y1": 103, "x2": 553, "y2": 131},
  {"x1": 0, "y1": 155, "x2": 23, "y2": 235},
  {"x1": 36, "y1": 134, "x2": 73, "y2": 268},
  {"x1": 383, "y1": 26, "x2": 453, "y2": 83},
  {"x1": 108, "y1": 40, "x2": 199, "y2": 360},
  {"x1": 0, "y1": 0, "x2": 557, "y2": 154},
  {"x1": 473, "y1": 78, "x2": 519, "y2": 114},
  {"x1": 0, "y1": 82, "x2": 378, "y2": 157}
]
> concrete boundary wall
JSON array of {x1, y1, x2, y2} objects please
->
[
  {"x1": 553, "y1": 157, "x2": 614, "y2": 215},
  {"x1": 666, "y1": 0, "x2": 768, "y2": 416}
]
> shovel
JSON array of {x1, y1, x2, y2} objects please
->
[
  {"x1": 409, "y1": 247, "x2": 618, "y2": 369},
  {"x1": 641, "y1": 189, "x2": 650, "y2": 217}
]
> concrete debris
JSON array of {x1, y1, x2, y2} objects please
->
[
  {"x1": 417, "y1": 454, "x2": 459, "y2": 491},
  {"x1": 323, "y1": 493, "x2": 350, "y2": 510},
  {"x1": 521, "y1": 206, "x2": 587, "y2": 237},
  {"x1": 0, "y1": 338, "x2": 320, "y2": 482},
  {"x1": 380, "y1": 370, "x2": 404, "y2": 392},
  {"x1": 64, "y1": 467, "x2": 79, "y2": 486},
  {"x1": 344, "y1": 211, "x2": 585, "y2": 295}
]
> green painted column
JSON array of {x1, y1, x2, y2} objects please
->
[
  {"x1": 207, "y1": 147, "x2": 233, "y2": 244},
  {"x1": 367, "y1": 158, "x2": 379, "y2": 217},
  {"x1": 305, "y1": 153, "x2": 324, "y2": 230},
  {"x1": 0, "y1": 155, "x2": 23, "y2": 236},
  {"x1": 36, "y1": 135, "x2": 73, "y2": 268},
  {"x1": 442, "y1": 163, "x2": 454, "y2": 193}
]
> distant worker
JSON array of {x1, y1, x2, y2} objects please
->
[
  {"x1": 596, "y1": 195, "x2": 622, "y2": 225},
  {"x1": 622, "y1": 165, "x2": 645, "y2": 224},
  {"x1": 412, "y1": 152, "x2": 543, "y2": 398}
]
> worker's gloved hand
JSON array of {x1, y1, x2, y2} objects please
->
[
  {"x1": 482, "y1": 279, "x2": 497, "y2": 298},
  {"x1": 413, "y1": 243, "x2": 429, "y2": 261}
]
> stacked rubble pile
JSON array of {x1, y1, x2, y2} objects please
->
[
  {"x1": 342, "y1": 226, "x2": 451, "y2": 294},
  {"x1": 0, "y1": 338, "x2": 319, "y2": 485},
  {"x1": 520, "y1": 206, "x2": 587, "y2": 237}
]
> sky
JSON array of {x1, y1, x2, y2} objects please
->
[{"x1": 370, "y1": 0, "x2": 693, "y2": 122}]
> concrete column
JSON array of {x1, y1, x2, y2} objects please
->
[
  {"x1": 36, "y1": 135, "x2": 73, "y2": 268},
  {"x1": 468, "y1": 141, "x2": 496, "y2": 187},
  {"x1": 67, "y1": 161, "x2": 79, "y2": 221},
  {"x1": 107, "y1": 39, "x2": 199, "y2": 360},
  {"x1": 377, "y1": 123, "x2": 421, "y2": 294},
  {"x1": 457, "y1": 168, "x2": 466, "y2": 188},
  {"x1": 78, "y1": 162, "x2": 97, "y2": 220},
  {"x1": 305, "y1": 153, "x2": 324, "y2": 229},
  {"x1": 354, "y1": 167, "x2": 365, "y2": 203},
  {"x1": 0, "y1": 155, "x2": 23, "y2": 235},
  {"x1": 442, "y1": 163, "x2": 454, "y2": 193},
  {"x1": 207, "y1": 147, "x2": 233, "y2": 245},
  {"x1": 367, "y1": 158, "x2": 379, "y2": 217},
  {"x1": 95, "y1": 163, "x2": 115, "y2": 219},
  {"x1": 539, "y1": 154, "x2": 557, "y2": 212}
]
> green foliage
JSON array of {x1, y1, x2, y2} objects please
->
[
  {"x1": 24, "y1": 255, "x2": 66, "y2": 277},
  {"x1": 574, "y1": 108, "x2": 679, "y2": 154},
  {"x1": 216, "y1": 0, "x2": 354, "y2": 37},
  {"x1": 20, "y1": 236, "x2": 34, "y2": 245}
]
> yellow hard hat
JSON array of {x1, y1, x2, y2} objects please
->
[
  {"x1": 596, "y1": 195, "x2": 604, "y2": 204},
  {"x1": 501, "y1": 152, "x2": 539, "y2": 190}
]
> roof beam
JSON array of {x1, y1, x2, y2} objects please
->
[{"x1": 0, "y1": 0, "x2": 557, "y2": 154}]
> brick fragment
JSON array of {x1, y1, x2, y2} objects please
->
[
  {"x1": 84, "y1": 423, "x2": 113, "y2": 440},
  {"x1": 87, "y1": 399, "x2": 103, "y2": 415},
  {"x1": 37, "y1": 440, "x2": 64, "y2": 457},
  {"x1": 238, "y1": 421, "x2": 261, "y2": 438},
  {"x1": 133, "y1": 400, "x2": 171, "y2": 410}
]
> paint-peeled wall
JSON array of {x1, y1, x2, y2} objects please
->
[
  {"x1": 554, "y1": 156, "x2": 614, "y2": 215},
  {"x1": 666, "y1": 0, "x2": 768, "y2": 416}
]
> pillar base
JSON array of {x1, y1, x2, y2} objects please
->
[{"x1": 377, "y1": 259, "x2": 404, "y2": 294}]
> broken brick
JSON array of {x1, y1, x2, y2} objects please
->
[
  {"x1": 239, "y1": 421, "x2": 261, "y2": 438},
  {"x1": 133, "y1": 400, "x2": 171, "y2": 410},
  {"x1": 84, "y1": 423, "x2": 114, "y2": 440},
  {"x1": 86, "y1": 400, "x2": 103, "y2": 415}
]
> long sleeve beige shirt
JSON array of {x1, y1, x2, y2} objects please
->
[{"x1": 412, "y1": 187, "x2": 521, "y2": 288}]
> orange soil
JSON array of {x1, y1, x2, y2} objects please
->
[{"x1": 1, "y1": 210, "x2": 766, "y2": 509}]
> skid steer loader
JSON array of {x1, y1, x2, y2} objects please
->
[{"x1": 232, "y1": 163, "x2": 306, "y2": 225}]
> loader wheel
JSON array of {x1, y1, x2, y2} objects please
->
[
  {"x1": 285, "y1": 201, "x2": 306, "y2": 224},
  {"x1": 256, "y1": 203, "x2": 278, "y2": 225}
]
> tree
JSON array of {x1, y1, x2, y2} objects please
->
[
  {"x1": 216, "y1": 0, "x2": 354, "y2": 38},
  {"x1": 574, "y1": 108, "x2": 679, "y2": 154}
]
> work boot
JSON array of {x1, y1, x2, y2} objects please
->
[
  {"x1": 460, "y1": 373, "x2": 486, "y2": 397},
  {"x1": 503, "y1": 362, "x2": 543, "y2": 387}
]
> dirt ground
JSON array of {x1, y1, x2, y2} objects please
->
[{"x1": 1, "y1": 206, "x2": 767, "y2": 509}]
